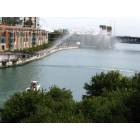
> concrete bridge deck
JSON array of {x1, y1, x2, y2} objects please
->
[{"x1": 116, "y1": 36, "x2": 140, "y2": 44}]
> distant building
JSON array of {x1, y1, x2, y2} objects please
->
[
  {"x1": 99, "y1": 25, "x2": 112, "y2": 35},
  {"x1": 0, "y1": 17, "x2": 2, "y2": 24},
  {"x1": 1, "y1": 17, "x2": 22, "y2": 26},
  {"x1": 0, "y1": 17, "x2": 39, "y2": 28},
  {"x1": 23, "y1": 17, "x2": 39, "y2": 28},
  {"x1": 0, "y1": 17, "x2": 48, "y2": 51},
  {"x1": 0, "y1": 25, "x2": 48, "y2": 51}
]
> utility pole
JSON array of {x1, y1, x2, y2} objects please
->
[{"x1": 113, "y1": 20, "x2": 116, "y2": 37}]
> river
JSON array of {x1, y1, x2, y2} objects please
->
[{"x1": 0, "y1": 43, "x2": 140, "y2": 106}]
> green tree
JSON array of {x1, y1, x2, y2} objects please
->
[
  {"x1": 126, "y1": 91, "x2": 140, "y2": 122},
  {"x1": 132, "y1": 73, "x2": 140, "y2": 91},
  {"x1": 81, "y1": 90, "x2": 131, "y2": 122},
  {"x1": 25, "y1": 86, "x2": 84, "y2": 123},
  {"x1": 1, "y1": 71, "x2": 140, "y2": 123},
  {"x1": 1, "y1": 86, "x2": 84, "y2": 123},
  {"x1": 1, "y1": 91, "x2": 45, "y2": 123},
  {"x1": 84, "y1": 71, "x2": 131, "y2": 96}
]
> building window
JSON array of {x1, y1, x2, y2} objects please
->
[
  {"x1": 1, "y1": 38, "x2": 5, "y2": 43},
  {"x1": 2, "y1": 45, "x2": 5, "y2": 50}
]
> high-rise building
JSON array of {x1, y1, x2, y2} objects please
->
[
  {"x1": 0, "y1": 17, "x2": 45, "y2": 52},
  {"x1": 1, "y1": 17, "x2": 22, "y2": 26},
  {"x1": 0, "y1": 17, "x2": 2, "y2": 24},
  {"x1": 23, "y1": 17, "x2": 39, "y2": 28},
  {"x1": 0, "y1": 17, "x2": 39, "y2": 28},
  {"x1": 0, "y1": 25, "x2": 48, "y2": 51}
]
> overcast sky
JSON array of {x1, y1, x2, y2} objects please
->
[
  {"x1": 40, "y1": 17, "x2": 140, "y2": 37},
  {"x1": 2, "y1": 0, "x2": 140, "y2": 36},
  {"x1": 37, "y1": 0, "x2": 140, "y2": 36}
]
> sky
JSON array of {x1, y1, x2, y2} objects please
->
[
  {"x1": 1, "y1": 0, "x2": 140, "y2": 36},
  {"x1": 1, "y1": 0, "x2": 140, "y2": 18},
  {"x1": 37, "y1": 0, "x2": 140, "y2": 36},
  {"x1": 40, "y1": 17, "x2": 140, "y2": 37}
]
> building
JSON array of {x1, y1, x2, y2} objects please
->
[
  {"x1": 0, "y1": 17, "x2": 2, "y2": 24},
  {"x1": 99, "y1": 25, "x2": 112, "y2": 35},
  {"x1": 0, "y1": 25, "x2": 48, "y2": 51},
  {"x1": 1, "y1": 17, "x2": 22, "y2": 26},
  {"x1": 23, "y1": 17, "x2": 39, "y2": 28},
  {"x1": 0, "y1": 17, "x2": 39, "y2": 28},
  {"x1": 0, "y1": 17, "x2": 48, "y2": 51}
]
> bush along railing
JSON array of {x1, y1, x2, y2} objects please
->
[{"x1": 13, "y1": 41, "x2": 53, "y2": 54}]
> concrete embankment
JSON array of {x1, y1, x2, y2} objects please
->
[{"x1": 0, "y1": 46, "x2": 79, "y2": 68}]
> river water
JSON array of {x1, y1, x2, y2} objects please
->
[{"x1": 0, "y1": 43, "x2": 140, "y2": 105}]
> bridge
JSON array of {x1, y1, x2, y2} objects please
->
[{"x1": 116, "y1": 36, "x2": 140, "y2": 44}]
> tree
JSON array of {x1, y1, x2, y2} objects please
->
[
  {"x1": 1, "y1": 91, "x2": 45, "y2": 123},
  {"x1": 84, "y1": 71, "x2": 131, "y2": 96},
  {"x1": 1, "y1": 86, "x2": 83, "y2": 123},
  {"x1": 81, "y1": 90, "x2": 132, "y2": 123},
  {"x1": 132, "y1": 73, "x2": 140, "y2": 91},
  {"x1": 1, "y1": 71, "x2": 140, "y2": 123},
  {"x1": 126, "y1": 91, "x2": 140, "y2": 122}
]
